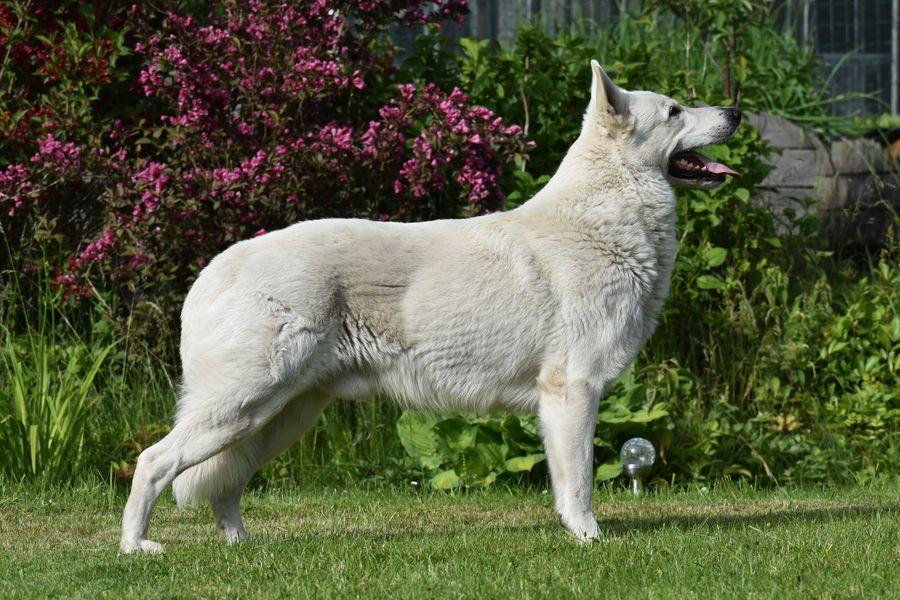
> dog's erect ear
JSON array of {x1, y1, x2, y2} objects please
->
[{"x1": 587, "y1": 60, "x2": 629, "y2": 131}]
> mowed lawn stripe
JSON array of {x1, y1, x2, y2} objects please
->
[{"x1": 0, "y1": 483, "x2": 897, "y2": 598}]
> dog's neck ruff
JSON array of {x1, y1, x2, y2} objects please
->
[{"x1": 530, "y1": 136, "x2": 674, "y2": 214}]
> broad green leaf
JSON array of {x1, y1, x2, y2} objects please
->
[
  {"x1": 595, "y1": 460, "x2": 623, "y2": 482},
  {"x1": 465, "y1": 441, "x2": 507, "y2": 476},
  {"x1": 629, "y1": 403, "x2": 670, "y2": 423},
  {"x1": 434, "y1": 416, "x2": 476, "y2": 452},
  {"x1": 430, "y1": 469, "x2": 461, "y2": 490},
  {"x1": 504, "y1": 453, "x2": 545, "y2": 473},
  {"x1": 598, "y1": 405, "x2": 634, "y2": 424},
  {"x1": 396, "y1": 412, "x2": 444, "y2": 469},
  {"x1": 502, "y1": 415, "x2": 543, "y2": 453},
  {"x1": 704, "y1": 246, "x2": 728, "y2": 268},
  {"x1": 696, "y1": 274, "x2": 726, "y2": 290}
]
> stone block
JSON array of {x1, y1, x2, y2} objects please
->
[
  {"x1": 817, "y1": 173, "x2": 900, "y2": 211},
  {"x1": 754, "y1": 187, "x2": 820, "y2": 234},
  {"x1": 829, "y1": 138, "x2": 891, "y2": 174},
  {"x1": 761, "y1": 149, "x2": 827, "y2": 187},
  {"x1": 738, "y1": 112, "x2": 893, "y2": 246},
  {"x1": 745, "y1": 112, "x2": 818, "y2": 149}
]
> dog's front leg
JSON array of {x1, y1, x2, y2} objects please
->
[{"x1": 539, "y1": 377, "x2": 601, "y2": 542}]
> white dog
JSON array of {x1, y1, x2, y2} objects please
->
[{"x1": 119, "y1": 61, "x2": 740, "y2": 554}]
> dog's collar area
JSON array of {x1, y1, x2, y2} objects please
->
[{"x1": 667, "y1": 150, "x2": 738, "y2": 183}]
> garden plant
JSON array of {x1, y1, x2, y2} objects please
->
[
  {"x1": 1, "y1": 0, "x2": 896, "y2": 489},
  {"x1": 0, "y1": 0, "x2": 897, "y2": 592}
]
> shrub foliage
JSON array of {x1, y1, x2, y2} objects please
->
[
  {"x1": 396, "y1": 2, "x2": 898, "y2": 487},
  {"x1": 1, "y1": 0, "x2": 526, "y2": 309},
  {"x1": 0, "y1": 0, "x2": 896, "y2": 486}
]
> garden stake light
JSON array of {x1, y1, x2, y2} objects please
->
[{"x1": 620, "y1": 438, "x2": 655, "y2": 496}]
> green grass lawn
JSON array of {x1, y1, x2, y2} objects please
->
[{"x1": 0, "y1": 481, "x2": 897, "y2": 598}]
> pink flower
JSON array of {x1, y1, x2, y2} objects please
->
[
  {"x1": 131, "y1": 162, "x2": 170, "y2": 219},
  {"x1": 73, "y1": 227, "x2": 117, "y2": 268},
  {"x1": 0, "y1": 164, "x2": 33, "y2": 216},
  {"x1": 31, "y1": 134, "x2": 82, "y2": 175}
]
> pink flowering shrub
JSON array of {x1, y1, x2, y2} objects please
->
[
  {"x1": 0, "y1": 165, "x2": 33, "y2": 217},
  {"x1": 0, "y1": 2, "x2": 139, "y2": 285},
  {"x1": 0, "y1": 3, "x2": 131, "y2": 159},
  {"x1": 1, "y1": 0, "x2": 527, "y2": 310},
  {"x1": 31, "y1": 134, "x2": 83, "y2": 176}
]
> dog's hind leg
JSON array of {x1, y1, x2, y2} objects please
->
[
  {"x1": 119, "y1": 384, "x2": 303, "y2": 554},
  {"x1": 118, "y1": 408, "x2": 255, "y2": 554},
  {"x1": 119, "y1": 281, "x2": 334, "y2": 554},
  {"x1": 173, "y1": 392, "x2": 332, "y2": 544}
]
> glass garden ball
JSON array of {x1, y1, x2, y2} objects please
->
[{"x1": 620, "y1": 437, "x2": 656, "y2": 470}]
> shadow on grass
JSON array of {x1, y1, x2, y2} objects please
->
[
  {"x1": 604, "y1": 503, "x2": 899, "y2": 538},
  {"x1": 250, "y1": 502, "x2": 898, "y2": 546}
]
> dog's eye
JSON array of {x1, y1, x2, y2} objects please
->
[{"x1": 668, "y1": 105, "x2": 682, "y2": 119}]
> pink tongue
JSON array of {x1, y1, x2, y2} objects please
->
[{"x1": 695, "y1": 153, "x2": 739, "y2": 176}]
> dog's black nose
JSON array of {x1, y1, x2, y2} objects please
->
[{"x1": 727, "y1": 107, "x2": 742, "y2": 124}]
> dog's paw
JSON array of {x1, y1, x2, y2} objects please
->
[
  {"x1": 119, "y1": 539, "x2": 165, "y2": 555},
  {"x1": 224, "y1": 528, "x2": 248, "y2": 545},
  {"x1": 563, "y1": 513, "x2": 603, "y2": 544}
]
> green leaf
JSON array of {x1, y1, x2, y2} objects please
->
[
  {"x1": 598, "y1": 403, "x2": 634, "y2": 424},
  {"x1": 459, "y1": 37, "x2": 487, "y2": 60},
  {"x1": 504, "y1": 453, "x2": 545, "y2": 473},
  {"x1": 734, "y1": 187, "x2": 750, "y2": 202},
  {"x1": 502, "y1": 415, "x2": 543, "y2": 453},
  {"x1": 467, "y1": 439, "x2": 507, "y2": 475},
  {"x1": 430, "y1": 469, "x2": 461, "y2": 489},
  {"x1": 434, "y1": 416, "x2": 476, "y2": 452},
  {"x1": 704, "y1": 247, "x2": 728, "y2": 268},
  {"x1": 630, "y1": 403, "x2": 670, "y2": 423},
  {"x1": 696, "y1": 274, "x2": 726, "y2": 290},
  {"x1": 396, "y1": 412, "x2": 444, "y2": 469},
  {"x1": 595, "y1": 460, "x2": 623, "y2": 482}
]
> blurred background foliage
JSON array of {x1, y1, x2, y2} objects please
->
[{"x1": 1, "y1": 0, "x2": 896, "y2": 490}]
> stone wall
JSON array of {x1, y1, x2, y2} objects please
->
[{"x1": 747, "y1": 113, "x2": 899, "y2": 245}]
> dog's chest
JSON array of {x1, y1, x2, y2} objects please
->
[{"x1": 559, "y1": 202, "x2": 676, "y2": 329}]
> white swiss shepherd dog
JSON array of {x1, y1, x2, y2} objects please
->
[{"x1": 119, "y1": 61, "x2": 741, "y2": 554}]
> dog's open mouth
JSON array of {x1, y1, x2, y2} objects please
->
[{"x1": 667, "y1": 150, "x2": 739, "y2": 185}]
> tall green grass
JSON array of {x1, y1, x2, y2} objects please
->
[
  {"x1": 0, "y1": 262, "x2": 101, "y2": 477},
  {"x1": 1, "y1": 319, "x2": 114, "y2": 477},
  {"x1": 260, "y1": 398, "x2": 408, "y2": 487},
  {"x1": 0, "y1": 255, "x2": 406, "y2": 485},
  {"x1": 0, "y1": 246, "x2": 177, "y2": 479}
]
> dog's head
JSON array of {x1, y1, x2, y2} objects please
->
[{"x1": 582, "y1": 60, "x2": 741, "y2": 189}]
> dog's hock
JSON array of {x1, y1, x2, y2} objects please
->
[
  {"x1": 588, "y1": 60, "x2": 629, "y2": 131},
  {"x1": 537, "y1": 364, "x2": 567, "y2": 403}
]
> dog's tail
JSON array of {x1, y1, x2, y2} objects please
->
[{"x1": 172, "y1": 443, "x2": 258, "y2": 506}]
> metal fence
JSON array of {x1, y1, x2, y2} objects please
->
[
  {"x1": 797, "y1": 0, "x2": 899, "y2": 115},
  {"x1": 397, "y1": 0, "x2": 900, "y2": 116}
]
